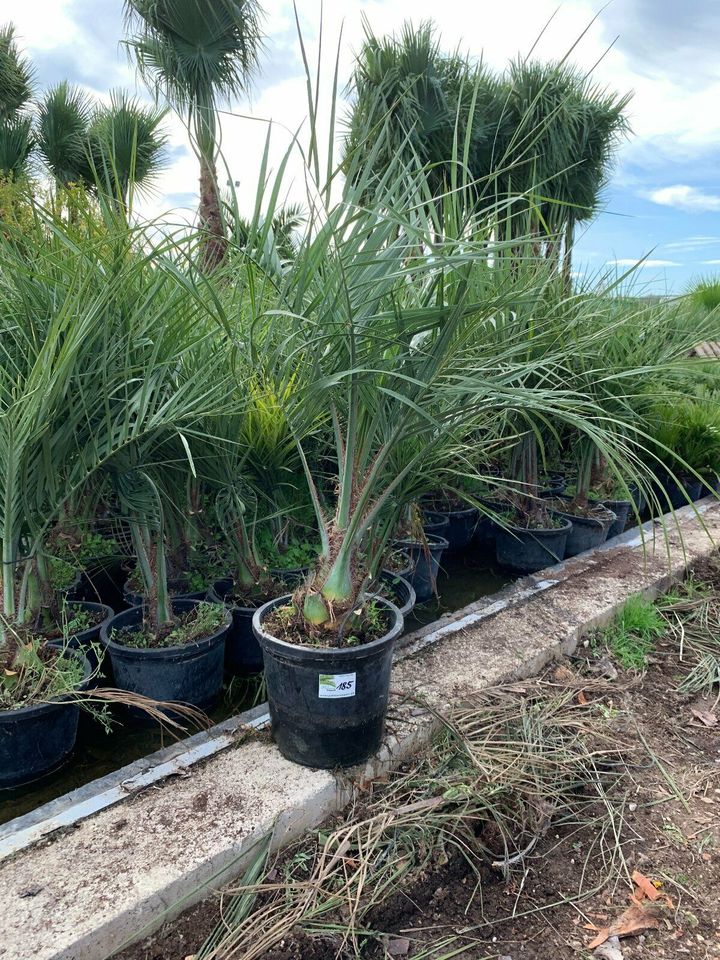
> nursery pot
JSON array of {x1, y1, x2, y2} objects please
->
[
  {"x1": 375, "y1": 569, "x2": 416, "y2": 618},
  {"x1": 394, "y1": 534, "x2": 449, "y2": 603},
  {"x1": 0, "y1": 648, "x2": 91, "y2": 789},
  {"x1": 207, "y1": 577, "x2": 270, "y2": 676},
  {"x1": 495, "y1": 518, "x2": 572, "y2": 574},
  {"x1": 123, "y1": 579, "x2": 208, "y2": 609},
  {"x1": 422, "y1": 514, "x2": 449, "y2": 538},
  {"x1": 49, "y1": 601, "x2": 114, "y2": 674},
  {"x1": 80, "y1": 555, "x2": 127, "y2": 610},
  {"x1": 659, "y1": 473, "x2": 703, "y2": 511},
  {"x1": 602, "y1": 499, "x2": 632, "y2": 538},
  {"x1": 423, "y1": 505, "x2": 478, "y2": 551},
  {"x1": 253, "y1": 594, "x2": 404, "y2": 769},
  {"x1": 552, "y1": 507, "x2": 616, "y2": 558},
  {"x1": 101, "y1": 599, "x2": 230, "y2": 710}
]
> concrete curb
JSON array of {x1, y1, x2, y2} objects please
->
[{"x1": 2, "y1": 499, "x2": 718, "y2": 960}]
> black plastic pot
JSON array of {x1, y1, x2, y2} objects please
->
[
  {"x1": 423, "y1": 505, "x2": 479, "y2": 551},
  {"x1": 80, "y1": 555, "x2": 127, "y2": 610},
  {"x1": 602, "y1": 499, "x2": 631, "y2": 538},
  {"x1": 49, "y1": 601, "x2": 114, "y2": 674},
  {"x1": 207, "y1": 577, "x2": 267, "y2": 676},
  {"x1": 422, "y1": 514, "x2": 449, "y2": 538},
  {"x1": 540, "y1": 472, "x2": 566, "y2": 494},
  {"x1": 0, "y1": 648, "x2": 90, "y2": 789},
  {"x1": 123, "y1": 577, "x2": 207, "y2": 610},
  {"x1": 552, "y1": 507, "x2": 615, "y2": 558},
  {"x1": 375, "y1": 570, "x2": 416, "y2": 617},
  {"x1": 495, "y1": 517, "x2": 572, "y2": 573},
  {"x1": 394, "y1": 534, "x2": 449, "y2": 603},
  {"x1": 253, "y1": 594, "x2": 403, "y2": 768},
  {"x1": 658, "y1": 473, "x2": 703, "y2": 511},
  {"x1": 101, "y1": 599, "x2": 230, "y2": 710},
  {"x1": 472, "y1": 498, "x2": 504, "y2": 551}
]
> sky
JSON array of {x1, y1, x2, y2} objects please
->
[{"x1": 6, "y1": 0, "x2": 720, "y2": 293}]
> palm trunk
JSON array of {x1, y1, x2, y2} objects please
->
[{"x1": 199, "y1": 157, "x2": 227, "y2": 271}]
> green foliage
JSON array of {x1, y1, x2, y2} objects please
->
[
  {"x1": 688, "y1": 276, "x2": 720, "y2": 312},
  {"x1": 0, "y1": 24, "x2": 34, "y2": 120},
  {"x1": 601, "y1": 595, "x2": 665, "y2": 669},
  {"x1": 114, "y1": 601, "x2": 227, "y2": 649},
  {"x1": 0, "y1": 116, "x2": 33, "y2": 179},
  {"x1": 0, "y1": 640, "x2": 85, "y2": 709},
  {"x1": 89, "y1": 90, "x2": 168, "y2": 207},
  {"x1": 649, "y1": 396, "x2": 720, "y2": 477},
  {"x1": 36, "y1": 81, "x2": 94, "y2": 187}
]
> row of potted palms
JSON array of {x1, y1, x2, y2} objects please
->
[{"x1": 2, "y1": 14, "x2": 720, "y2": 785}]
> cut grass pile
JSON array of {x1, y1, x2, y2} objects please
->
[{"x1": 193, "y1": 680, "x2": 633, "y2": 960}]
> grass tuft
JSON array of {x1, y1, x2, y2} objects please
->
[{"x1": 601, "y1": 595, "x2": 665, "y2": 670}]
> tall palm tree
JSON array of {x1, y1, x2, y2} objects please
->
[
  {"x1": 0, "y1": 117, "x2": 33, "y2": 179},
  {"x1": 123, "y1": 0, "x2": 264, "y2": 269},
  {"x1": 36, "y1": 81, "x2": 95, "y2": 188},
  {"x1": 0, "y1": 24, "x2": 34, "y2": 181},
  {"x1": 0, "y1": 24, "x2": 33, "y2": 121},
  {"x1": 90, "y1": 91, "x2": 167, "y2": 211},
  {"x1": 497, "y1": 60, "x2": 630, "y2": 275}
]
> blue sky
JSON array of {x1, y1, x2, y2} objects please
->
[{"x1": 8, "y1": 0, "x2": 720, "y2": 293}]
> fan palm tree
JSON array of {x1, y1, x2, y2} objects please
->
[
  {"x1": 123, "y1": 0, "x2": 264, "y2": 270},
  {"x1": 0, "y1": 24, "x2": 34, "y2": 181},
  {"x1": 0, "y1": 116, "x2": 33, "y2": 179},
  {"x1": 36, "y1": 81, "x2": 95, "y2": 188},
  {"x1": 0, "y1": 24, "x2": 33, "y2": 121},
  {"x1": 344, "y1": 20, "x2": 504, "y2": 204},
  {"x1": 497, "y1": 60, "x2": 630, "y2": 276},
  {"x1": 90, "y1": 91, "x2": 168, "y2": 212}
]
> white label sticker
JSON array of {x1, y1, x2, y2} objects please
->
[{"x1": 318, "y1": 672, "x2": 356, "y2": 699}]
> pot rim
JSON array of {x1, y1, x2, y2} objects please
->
[
  {"x1": 497, "y1": 516, "x2": 572, "y2": 536},
  {"x1": 253, "y1": 593, "x2": 404, "y2": 661},
  {"x1": 101, "y1": 598, "x2": 231, "y2": 658},
  {"x1": 393, "y1": 533, "x2": 450, "y2": 550},
  {"x1": 551, "y1": 507, "x2": 616, "y2": 529},
  {"x1": 422, "y1": 504, "x2": 479, "y2": 519}
]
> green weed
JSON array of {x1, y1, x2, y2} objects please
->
[{"x1": 602, "y1": 595, "x2": 665, "y2": 669}]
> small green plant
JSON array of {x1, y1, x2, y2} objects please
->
[
  {"x1": 0, "y1": 638, "x2": 86, "y2": 709},
  {"x1": 114, "y1": 602, "x2": 227, "y2": 650},
  {"x1": 602, "y1": 595, "x2": 665, "y2": 669},
  {"x1": 688, "y1": 276, "x2": 720, "y2": 312}
]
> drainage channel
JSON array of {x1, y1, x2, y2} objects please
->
[
  {"x1": 1, "y1": 501, "x2": 712, "y2": 864},
  {"x1": 0, "y1": 554, "x2": 509, "y2": 842}
]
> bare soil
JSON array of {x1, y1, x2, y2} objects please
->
[{"x1": 117, "y1": 617, "x2": 720, "y2": 960}]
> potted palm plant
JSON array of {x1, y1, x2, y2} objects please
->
[{"x1": 102, "y1": 468, "x2": 231, "y2": 709}]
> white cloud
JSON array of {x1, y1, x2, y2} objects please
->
[
  {"x1": 664, "y1": 236, "x2": 720, "y2": 250},
  {"x1": 646, "y1": 185, "x2": 720, "y2": 212},
  {"x1": 702, "y1": 259, "x2": 720, "y2": 265},
  {"x1": 607, "y1": 258, "x2": 682, "y2": 268}
]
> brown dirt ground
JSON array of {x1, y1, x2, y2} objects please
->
[{"x1": 116, "y1": 608, "x2": 720, "y2": 960}]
